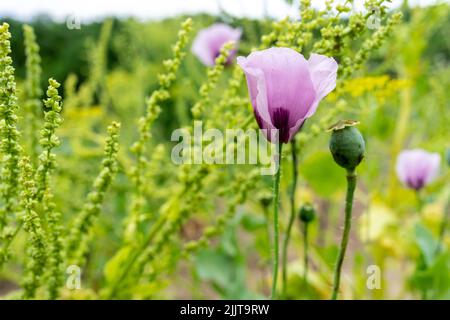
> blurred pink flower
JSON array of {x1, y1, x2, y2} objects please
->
[
  {"x1": 396, "y1": 149, "x2": 441, "y2": 190},
  {"x1": 191, "y1": 23, "x2": 242, "y2": 66},
  {"x1": 237, "y1": 47, "x2": 338, "y2": 143}
]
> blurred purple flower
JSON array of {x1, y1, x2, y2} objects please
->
[
  {"x1": 192, "y1": 23, "x2": 242, "y2": 66},
  {"x1": 237, "y1": 47, "x2": 338, "y2": 143},
  {"x1": 396, "y1": 149, "x2": 441, "y2": 190}
]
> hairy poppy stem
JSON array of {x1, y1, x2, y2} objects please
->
[
  {"x1": 331, "y1": 169, "x2": 356, "y2": 300},
  {"x1": 271, "y1": 142, "x2": 283, "y2": 300},
  {"x1": 282, "y1": 140, "x2": 298, "y2": 297}
]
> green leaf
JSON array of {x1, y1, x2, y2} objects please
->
[
  {"x1": 195, "y1": 249, "x2": 235, "y2": 289},
  {"x1": 241, "y1": 212, "x2": 266, "y2": 231},
  {"x1": 427, "y1": 252, "x2": 450, "y2": 299},
  {"x1": 103, "y1": 245, "x2": 134, "y2": 284},
  {"x1": 411, "y1": 251, "x2": 450, "y2": 299},
  {"x1": 414, "y1": 223, "x2": 438, "y2": 267}
]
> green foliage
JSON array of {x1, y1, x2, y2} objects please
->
[
  {"x1": 19, "y1": 156, "x2": 46, "y2": 299},
  {"x1": 44, "y1": 186, "x2": 64, "y2": 300},
  {"x1": 191, "y1": 41, "x2": 234, "y2": 119},
  {"x1": 411, "y1": 223, "x2": 450, "y2": 299},
  {"x1": 36, "y1": 78, "x2": 64, "y2": 299},
  {"x1": 125, "y1": 18, "x2": 193, "y2": 242},
  {"x1": 0, "y1": 22, "x2": 22, "y2": 232},
  {"x1": 23, "y1": 24, "x2": 42, "y2": 165},
  {"x1": 66, "y1": 121, "x2": 121, "y2": 266},
  {"x1": 35, "y1": 78, "x2": 63, "y2": 201},
  {"x1": 0, "y1": 1, "x2": 448, "y2": 300}
]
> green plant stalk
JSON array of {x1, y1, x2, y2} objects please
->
[
  {"x1": 44, "y1": 188, "x2": 64, "y2": 300},
  {"x1": 303, "y1": 221, "x2": 309, "y2": 286},
  {"x1": 414, "y1": 190, "x2": 428, "y2": 300},
  {"x1": 0, "y1": 221, "x2": 22, "y2": 269},
  {"x1": 271, "y1": 142, "x2": 283, "y2": 300},
  {"x1": 66, "y1": 122, "x2": 120, "y2": 265},
  {"x1": 105, "y1": 215, "x2": 167, "y2": 298},
  {"x1": 23, "y1": 24, "x2": 42, "y2": 167},
  {"x1": 1, "y1": 78, "x2": 61, "y2": 270},
  {"x1": 415, "y1": 190, "x2": 424, "y2": 214},
  {"x1": 282, "y1": 140, "x2": 298, "y2": 297},
  {"x1": 263, "y1": 205, "x2": 272, "y2": 251},
  {"x1": 107, "y1": 164, "x2": 207, "y2": 298},
  {"x1": 331, "y1": 169, "x2": 356, "y2": 300},
  {"x1": 19, "y1": 156, "x2": 47, "y2": 299},
  {"x1": 35, "y1": 78, "x2": 63, "y2": 202},
  {"x1": 125, "y1": 18, "x2": 192, "y2": 242},
  {"x1": 0, "y1": 22, "x2": 22, "y2": 232},
  {"x1": 191, "y1": 41, "x2": 233, "y2": 119},
  {"x1": 435, "y1": 195, "x2": 450, "y2": 256},
  {"x1": 182, "y1": 170, "x2": 258, "y2": 256}
]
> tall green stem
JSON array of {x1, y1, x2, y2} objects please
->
[
  {"x1": 282, "y1": 140, "x2": 298, "y2": 297},
  {"x1": 271, "y1": 142, "x2": 283, "y2": 300},
  {"x1": 331, "y1": 170, "x2": 357, "y2": 300},
  {"x1": 303, "y1": 221, "x2": 309, "y2": 286},
  {"x1": 414, "y1": 189, "x2": 428, "y2": 300}
]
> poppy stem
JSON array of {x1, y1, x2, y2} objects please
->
[
  {"x1": 414, "y1": 190, "x2": 429, "y2": 300},
  {"x1": 415, "y1": 190, "x2": 424, "y2": 214},
  {"x1": 271, "y1": 142, "x2": 283, "y2": 300},
  {"x1": 331, "y1": 169, "x2": 357, "y2": 300},
  {"x1": 303, "y1": 220, "x2": 310, "y2": 287},
  {"x1": 281, "y1": 140, "x2": 298, "y2": 298}
]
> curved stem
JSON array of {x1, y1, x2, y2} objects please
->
[
  {"x1": 282, "y1": 140, "x2": 298, "y2": 297},
  {"x1": 271, "y1": 142, "x2": 283, "y2": 300},
  {"x1": 331, "y1": 170, "x2": 357, "y2": 300},
  {"x1": 303, "y1": 221, "x2": 309, "y2": 286}
]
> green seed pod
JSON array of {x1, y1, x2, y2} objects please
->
[
  {"x1": 299, "y1": 204, "x2": 316, "y2": 223},
  {"x1": 328, "y1": 120, "x2": 365, "y2": 171}
]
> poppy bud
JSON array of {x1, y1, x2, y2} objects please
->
[
  {"x1": 257, "y1": 190, "x2": 273, "y2": 208},
  {"x1": 328, "y1": 120, "x2": 365, "y2": 172},
  {"x1": 299, "y1": 203, "x2": 316, "y2": 223}
]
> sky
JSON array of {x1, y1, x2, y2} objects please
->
[{"x1": 0, "y1": 0, "x2": 444, "y2": 22}]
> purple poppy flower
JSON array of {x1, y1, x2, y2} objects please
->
[
  {"x1": 237, "y1": 47, "x2": 338, "y2": 143},
  {"x1": 192, "y1": 23, "x2": 242, "y2": 66},
  {"x1": 396, "y1": 149, "x2": 441, "y2": 190}
]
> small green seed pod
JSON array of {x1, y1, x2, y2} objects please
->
[
  {"x1": 328, "y1": 120, "x2": 365, "y2": 172},
  {"x1": 299, "y1": 203, "x2": 316, "y2": 223}
]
